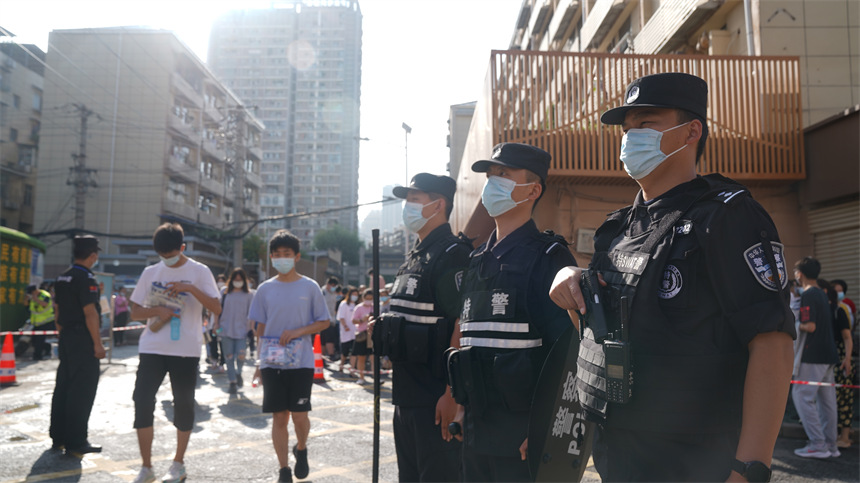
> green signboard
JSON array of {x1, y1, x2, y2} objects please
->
[{"x1": 0, "y1": 227, "x2": 46, "y2": 332}]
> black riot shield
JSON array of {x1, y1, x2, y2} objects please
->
[{"x1": 528, "y1": 325, "x2": 595, "y2": 482}]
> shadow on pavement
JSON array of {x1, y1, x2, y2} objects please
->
[{"x1": 26, "y1": 449, "x2": 82, "y2": 482}]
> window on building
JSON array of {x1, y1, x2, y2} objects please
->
[
  {"x1": 9, "y1": 128, "x2": 17, "y2": 142},
  {"x1": 23, "y1": 185, "x2": 33, "y2": 206},
  {"x1": 32, "y1": 90, "x2": 42, "y2": 112}
]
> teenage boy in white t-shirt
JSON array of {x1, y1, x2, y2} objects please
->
[
  {"x1": 128, "y1": 223, "x2": 221, "y2": 483},
  {"x1": 249, "y1": 229, "x2": 331, "y2": 483}
]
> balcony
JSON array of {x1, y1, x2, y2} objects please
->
[
  {"x1": 166, "y1": 156, "x2": 198, "y2": 183},
  {"x1": 164, "y1": 199, "x2": 197, "y2": 221},
  {"x1": 168, "y1": 114, "x2": 201, "y2": 143},
  {"x1": 245, "y1": 171, "x2": 262, "y2": 189},
  {"x1": 248, "y1": 145, "x2": 263, "y2": 160},
  {"x1": 200, "y1": 177, "x2": 224, "y2": 196},
  {"x1": 202, "y1": 138, "x2": 225, "y2": 159},
  {"x1": 635, "y1": 0, "x2": 725, "y2": 54},
  {"x1": 485, "y1": 50, "x2": 804, "y2": 184},
  {"x1": 579, "y1": 0, "x2": 628, "y2": 50},
  {"x1": 171, "y1": 72, "x2": 203, "y2": 106}
]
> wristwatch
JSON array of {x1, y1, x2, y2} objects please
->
[{"x1": 732, "y1": 459, "x2": 772, "y2": 482}]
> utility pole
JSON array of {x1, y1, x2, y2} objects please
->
[
  {"x1": 67, "y1": 104, "x2": 98, "y2": 232},
  {"x1": 225, "y1": 108, "x2": 246, "y2": 269}
]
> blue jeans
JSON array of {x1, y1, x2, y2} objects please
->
[{"x1": 222, "y1": 336, "x2": 247, "y2": 383}]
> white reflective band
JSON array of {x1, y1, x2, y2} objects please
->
[
  {"x1": 390, "y1": 299, "x2": 435, "y2": 311},
  {"x1": 460, "y1": 337, "x2": 542, "y2": 349},
  {"x1": 460, "y1": 321, "x2": 530, "y2": 333},
  {"x1": 389, "y1": 310, "x2": 439, "y2": 325}
]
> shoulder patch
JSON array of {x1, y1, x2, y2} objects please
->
[
  {"x1": 455, "y1": 270, "x2": 464, "y2": 292},
  {"x1": 715, "y1": 189, "x2": 745, "y2": 204},
  {"x1": 743, "y1": 242, "x2": 788, "y2": 291}
]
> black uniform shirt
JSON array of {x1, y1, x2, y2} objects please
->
[
  {"x1": 54, "y1": 264, "x2": 99, "y2": 330},
  {"x1": 416, "y1": 223, "x2": 470, "y2": 321}
]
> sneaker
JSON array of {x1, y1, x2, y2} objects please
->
[
  {"x1": 228, "y1": 382, "x2": 238, "y2": 395},
  {"x1": 830, "y1": 448, "x2": 841, "y2": 458},
  {"x1": 278, "y1": 466, "x2": 293, "y2": 483},
  {"x1": 161, "y1": 461, "x2": 186, "y2": 482},
  {"x1": 794, "y1": 445, "x2": 831, "y2": 459},
  {"x1": 293, "y1": 445, "x2": 309, "y2": 479},
  {"x1": 236, "y1": 373, "x2": 243, "y2": 388},
  {"x1": 132, "y1": 466, "x2": 156, "y2": 483}
]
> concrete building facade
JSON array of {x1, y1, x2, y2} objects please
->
[
  {"x1": 33, "y1": 28, "x2": 263, "y2": 277},
  {"x1": 0, "y1": 29, "x2": 44, "y2": 234},
  {"x1": 208, "y1": 1, "x2": 363, "y2": 248},
  {"x1": 453, "y1": 0, "x2": 858, "y2": 292}
]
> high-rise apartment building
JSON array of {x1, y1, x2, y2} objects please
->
[
  {"x1": 208, "y1": 1, "x2": 363, "y2": 247},
  {"x1": 34, "y1": 28, "x2": 263, "y2": 277},
  {"x1": 0, "y1": 28, "x2": 44, "y2": 233}
]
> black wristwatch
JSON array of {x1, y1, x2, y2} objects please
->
[{"x1": 732, "y1": 459, "x2": 772, "y2": 482}]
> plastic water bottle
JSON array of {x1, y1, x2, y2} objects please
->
[{"x1": 170, "y1": 316, "x2": 181, "y2": 341}]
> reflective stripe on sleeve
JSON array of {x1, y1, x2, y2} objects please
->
[
  {"x1": 459, "y1": 321, "x2": 530, "y2": 333},
  {"x1": 460, "y1": 337, "x2": 542, "y2": 349},
  {"x1": 390, "y1": 299, "x2": 435, "y2": 311},
  {"x1": 388, "y1": 310, "x2": 439, "y2": 325}
]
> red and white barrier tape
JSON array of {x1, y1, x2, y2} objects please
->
[
  {"x1": 791, "y1": 379, "x2": 860, "y2": 389},
  {"x1": 0, "y1": 325, "x2": 146, "y2": 336}
]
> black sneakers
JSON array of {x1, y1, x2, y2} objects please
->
[
  {"x1": 292, "y1": 445, "x2": 309, "y2": 479},
  {"x1": 278, "y1": 466, "x2": 292, "y2": 483}
]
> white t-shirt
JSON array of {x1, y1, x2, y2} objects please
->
[
  {"x1": 130, "y1": 257, "x2": 220, "y2": 358},
  {"x1": 336, "y1": 300, "x2": 356, "y2": 343}
]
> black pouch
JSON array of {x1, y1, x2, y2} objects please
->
[
  {"x1": 430, "y1": 318, "x2": 452, "y2": 378},
  {"x1": 372, "y1": 316, "x2": 387, "y2": 355},
  {"x1": 386, "y1": 316, "x2": 406, "y2": 362},
  {"x1": 493, "y1": 350, "x2": 536, "y2": 412},
  {"x1": 404, "y1": 323, "x2": 431, "y2": 364},
  {"x1": 446, "y1": 348, "x2": 467, "y2": 405}
]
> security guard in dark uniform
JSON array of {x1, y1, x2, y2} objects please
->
[
  {"x1": 550, "y1": 73, "x2": 796, "y2": 482},
  {"x1": 50, "y1": 235, "x2": 106, "y2": 456},
  {"x1": 447, "y1": 144, "x2": 577, "y2": 481},
  {"x1": 374, "y1": 173, "x2": 471, "y2": 482}
]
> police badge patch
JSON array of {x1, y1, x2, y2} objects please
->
[
  {"x1": 743, "y1": 242, "x2": 788, "y2": 291},
  {"x1": 658, "y1": 264, "x2": 683, "y2": 299}
]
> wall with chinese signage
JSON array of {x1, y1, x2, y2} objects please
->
[{"x1": 0, "y1": 227, "x2": 46, "y2": 332}]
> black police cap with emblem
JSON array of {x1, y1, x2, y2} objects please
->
[
  {"x1": 600, "y1": 72, "x2": 708, "y2": 126},
  {"x1": 72, "y1": 235, "x2": 101, "y2": 252},
  {"x1": 471, "y1": 143, "x2": 551, "y2": 182},
  {"x1": 392, "y1": 173, "x2": 456, "y2": 201}
]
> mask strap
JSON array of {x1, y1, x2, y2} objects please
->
[
  {"x1": 662, "y1": 121, "x2": 692, "y2": 159},
  {"x1": 512, "y1": 182, "x2": 537, "y2": 205}
]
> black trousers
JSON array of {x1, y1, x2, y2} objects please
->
[
  {"x1": 593, "y1": 425, "x2": 737, "y2": 482},
  {"x1": 49, "y1": 328, "x2": 100, "y2": 448},
  {"x1": 393, "y1": 405, "x2": 461, "y2": 482},
  {"x1": 461, "y1": 444, "x2": 530, "y2": 482},
  {"x1": 31, "y1": 321, "x2": 56, "y2": 359}
]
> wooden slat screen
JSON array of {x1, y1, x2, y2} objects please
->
[{"x1": 489, "y1": 50, "x2": 804, "y2": 182}]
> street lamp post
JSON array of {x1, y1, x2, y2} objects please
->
[{"x1": 401, "y1": 122, "x2": 412, "y2": 256}]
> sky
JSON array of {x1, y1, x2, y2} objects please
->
[{"x1": 0, "y1": 0, "x2": 524, "y2": 226}]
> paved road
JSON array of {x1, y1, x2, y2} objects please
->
[{"x1": 1, "y1": 345, "x2": 857, "y2": 482}]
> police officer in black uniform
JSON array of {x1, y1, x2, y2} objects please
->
[
  {"x1": 50, "y1": 235, "x2": 106, "y2": 456},
  {"x1": 374, "y1": 173, "x2": 471, "y2": 482},
  {"x1": 447, "y1": 144, "x2": 577, "y2": 481},
  {"x1": 550, "y1": 73, "x2": 796, "y2": 482}
]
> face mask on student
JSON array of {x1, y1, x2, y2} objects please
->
[
  {"x1": 620, "y1": 121, "x2": 691, "y2": 179},
  {"x1": 160, "y1": 254, "x2": 181, "y2": 267},
  {"x1": 402, "y1": 199, "x2": 440, "y2": 233},
  {"x1": 232, "y1": 281, "x2": 244, "y2": 289},
  {"x1": 481, "y1": 175, "x2": 534, "y2": 217},
  {"x1": 271, "y1": 257, "x2": 295, "y2": 274},
  {"x1": 837, "y1": 291, "x2": 845, "y2": 301},
  {"x1": 380, "y1": 296, "x2": 389, "y2": 303},
  {"x1": 350, "y1": 295, "x2": 358, "y2": 302}
]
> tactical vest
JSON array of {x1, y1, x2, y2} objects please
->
[
  {"x1": 451, "y1": 230, "x2": 568, "y2": 414},
  {"x1": 377, "y1": 232, "x2": 471, "y2": 375},
  {"x1": 30, "y1": 290, "x2": 55, "y2": 327},
  {"x1": 576, "y1": 176, "x2": 753, "y2": 434}
]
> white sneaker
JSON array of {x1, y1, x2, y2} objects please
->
[
  {"x1": 830, "y1": 448, "x2": 841, "y2": 458},
  {"x1": 161, "y1": 461, "x2": 187, "y2": 482},
  {"x1": 794, "y1": 445, "x2": 831, "y2": 459},
  {"x1": 132, "y1": 466, "x2": 156, "y2": 483}
]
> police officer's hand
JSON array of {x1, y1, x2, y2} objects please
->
[
  {"x1": 549, "y1": 266, "x2": 586, "y2": 312},
  {"x1": 94, "y1": 343, "x2": 106, "y2": 359},
  {"x1": 519, "y1": 438, "x2": 528, "y2": 461},
  {"x1": 451, "y1": 403, "x2": 465, "y2": 442},
  {"x1": 279, "y1": 329, "x2": 298, "y2": 346},
  {"x1": 436, "y1": 388, "x2": 459, "y2": 441}
]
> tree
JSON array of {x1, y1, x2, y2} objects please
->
[
  {"x1": 313, "y1": 225, "x2": 363, "y2": 265},
  {"x1": 243, "y1": 233, "x2": 266, "y2": 262}
]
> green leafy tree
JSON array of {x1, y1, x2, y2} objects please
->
[
  {"x1": 313, "y1": 225, "x2": 363, "y2": 265},
  {"x1": 243, "y1": 233, "x2": 266, "y2": 262}
]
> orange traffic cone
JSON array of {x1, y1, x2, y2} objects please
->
[
  {"x1": 0, "y1": 333, "x2": 17, "y2": 386},
  {"x1": 312, "y1": 334, "x2": 325, "y2": 383}
]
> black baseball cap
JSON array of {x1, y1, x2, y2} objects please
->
[
  {"x1": 72, "y1": 235, "x2": 101, "y2": 252},
  {"x1": 471, "y1": 143, "x2": 551, "y2": 182},
  {"x1": 392, "y1": 173, "x2": 456, "y2": 201},
  {"x1": 601, "y1": 72, "x2": 708, "y2": 125}
]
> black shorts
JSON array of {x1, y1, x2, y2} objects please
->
[
  {"x1": 133, "y1": 353, "x2": 199, "y2": 431},
  {"x1": 261, "y1": 367, "x2": 314, "y2": 413},
  {"x1": 352, "y1": 338, "x2": 371, "y2": 356},
  {"x1": 341, "y1": 340, "x2": 354, "y2": 356}
]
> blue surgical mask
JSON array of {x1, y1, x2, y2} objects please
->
[
  {"x1": 620, "y1": 122, "x2": 690, "y2": 179},
  {"x1": 380, "y1": 296, "x2": 390, "y2": 303},
  {"x1": 160, "y1": 254, "x2": 181, "y2": 267},
  {"x1": 402, "y1": 199, "x2": 440, "y2": 233},
  {"x1": 481, "y1": 176, "x2": 534, "y2": 217},
  {"x1": 350, "y1": 295, "x2": 358, "y2": 302},
  {"x1": 837, "y1": 291, "x2": 845, "y2": 301},
  {"x1": 271, "y1": 257, "x2": 295, "y2": 274}
]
